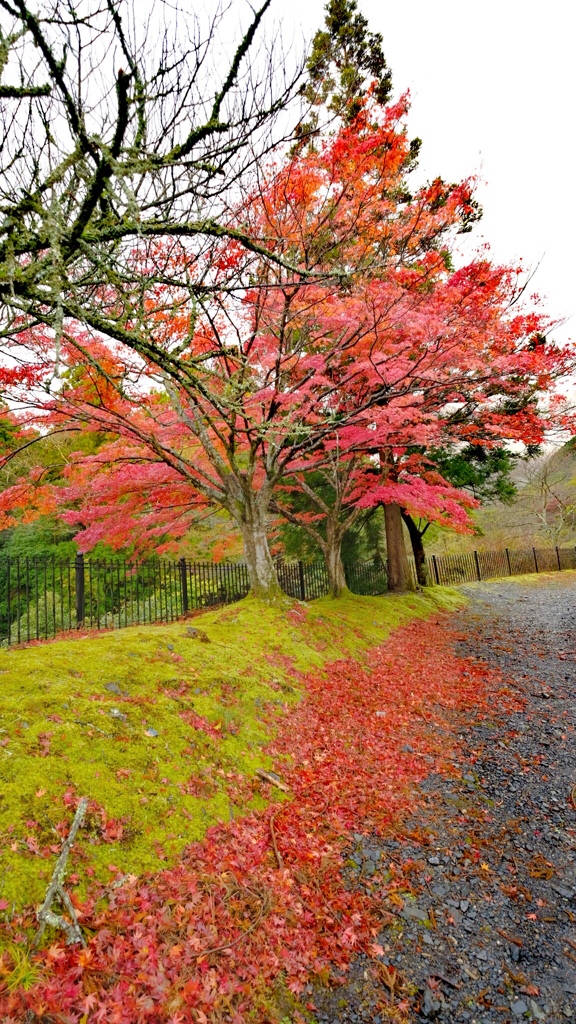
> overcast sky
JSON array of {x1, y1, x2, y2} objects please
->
[{"x1": 278, "y1": 0, "x2": 575, "y2": 345}]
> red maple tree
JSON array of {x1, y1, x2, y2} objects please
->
[
  {"x1": 263, "y1": 259, "x2": 574, "y2": 592},
  {"x1": 0, "y1": 93, "x2": 487, "y2": 595}
]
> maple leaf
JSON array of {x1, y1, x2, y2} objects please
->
[
  {"x1": 369, "y1": 943, "x2": 385, "y2": 957},
  {"x1": 77, "y1": 949, "x2": 93, "y2": 970},
  {"x1": 287, "y1": 978, "x2": 305, "y2": 995},
  {"x1": 45, "y1": 945, "x2": 67, "y2": 962},
  {"x1": 521, "y1": 984, "x2": 540, "y2": 996}
]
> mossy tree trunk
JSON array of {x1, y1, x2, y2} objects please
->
[
  {"x1": 384, "y1": 502, "x2": 415, "y2": 593},
  {"x1": 324, "y1": 524, "x2": 350, "y2": 597},
  {"x1": 237, "y1": 493, "x2": 282, "y2": 600}
]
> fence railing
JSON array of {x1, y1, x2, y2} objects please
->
[
  {"x1": 0, "y1": 554, "x2": 389, "y2": 645},
  {"x1": 430, "y1": 544, "x2": 576, "y2": 586},
  {"x1": 0, "y1": 545, "x2": 573, "y2": 645},
  {"x1": 0, "y1": 555, "x2": 252, "y2": 645}
]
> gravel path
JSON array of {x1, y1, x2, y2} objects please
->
[{"x1": 310, "y1": 572, "x2": 576, "y2": 1024}]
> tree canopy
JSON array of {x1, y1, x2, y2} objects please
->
[{"x1": 0, "y1": 0, "x2": 574, "y2": 597}]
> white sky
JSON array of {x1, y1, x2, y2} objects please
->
[{"x1": 277, "y1": 0, "x2": 576, "y2": 345}]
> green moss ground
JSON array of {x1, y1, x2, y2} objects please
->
[
  {"x1": 0, "y1": 588, "x2": 462, "y2": 912},
  {"x1": 461, "y1": 569, "x2": 576, "y2": 588}
]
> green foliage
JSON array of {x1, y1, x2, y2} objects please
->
[
  {"x1": 302, "y1": 0, "x2": 392, "y2": 125},
  {"x1": 278, "y1": 512, "x2": 384, "y2": 565},
  {"x1": 279, "y1": 521, "x2": 323, "y2": 562},
  {"x1": 0, "y1": 430, "x2": 123, "y2": 637},
  {"x1": 2, "y1": 944, "x2": 41, "y2": 993},
  {"x1": 0, "y1": 408, "x2": 19, "y2": 454},
  {"x1": 431, "y1": 444, "x2": 519, "y2": 504},
  {"x1": 0, "y1": 429, "x2": 104, "y2": 493},
  {"x1": 342, "y1": 507, "x2": 384, "y2": 562},
  {"x1": 306, "y1": 0, "x2": 392, "y2": 111},
  {"x1": 0, "y1": 518, "x2": 76, "y2": 561},
  {"x1": 0, "y1": 519, "x2": 78, "y2": 642},
  {"x1": 275, "y1": 468, "x2": 384, "y2": 564}
]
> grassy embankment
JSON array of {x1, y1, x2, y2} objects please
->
[{"x1": 0, "y1": 588, "x2": 463, "y2": 914}]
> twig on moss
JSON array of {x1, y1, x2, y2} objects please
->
[
  {"x1": 73, "y1": 719, "x2": 112, "y2": 738},
  {"x1": 255, "y1": 768, "x2": 289, "y2": 792},
  {"x1": 109, "y1": 873, "x2": 133, "y2": 892},
  {"x1": 33, "y1": 798, "x2": 88, "y2": 949}
]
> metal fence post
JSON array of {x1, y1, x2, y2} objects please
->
[
  {"x1": 6, "y1": 555, "x2": 11, "y2": 645},
  {"x1": 556, "y1": 546, "x2": 561, "y2": 571},
  {"x1": 505, "y1": 548, "x2": 512, "y2": 575},
  {"x1": 432, "y1": 554, "x2": 440, "y2": 585},
  {"x1": 298, "y1": 560, "x2": 306, "y2": 601},
  {"x1": 533, "y1": 547, "x2": 539, "y2": 573},
  {"x1": 179, "y1": 557, "x2": 189, "y2": 613},
  {"x1": 474, "y1": 550, "x2": 481, "y2": 581},
  {"x1": 75, "y1": 553, "x2": 85, "y2": 627}
]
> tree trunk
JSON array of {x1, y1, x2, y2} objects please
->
[
  {"x1": 237, "y1": 495, "x2": 282, "y2": 600},
  {"x1": 401, "y1": 510, "x2": 428, "y2": 586},
  {"x1": 325, "y1": 529, "x2": 349, "y2": 598},
  {"x1": 384, "y1": 502, "x2": 415, "y2": 593}
]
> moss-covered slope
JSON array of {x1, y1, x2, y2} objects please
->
[{"x1": 0, "y1": 589, "x2": 462, "y2": 909}]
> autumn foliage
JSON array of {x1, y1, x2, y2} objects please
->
[
  {"x1": 0, "y1": 614, "x2": 519, "y2": 1022},
  {"x1": 0, "y1": 95, "x2": 573, "y2": 594},
  {"x1": 0, "y1": 2, "x2": 572, "y2": 1020}
]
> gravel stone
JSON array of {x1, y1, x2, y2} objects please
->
[{"x1": 310, "y1": 575, "x2": 576, "y2": 1024}]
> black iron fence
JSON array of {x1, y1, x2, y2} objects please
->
[
  {"x1": 0, "y1": 545, "x2": 573, "y2": 645},
  {"x1": 0, "y1": 556, "x2": 251, "y2": 646},
  {"x1": 276, "y1": 558, "x2": 389, "y2": 601},
  {"x1": 0, "y1": 554, "x2": 389, "y2": 645},
  {"x1": 430, "y1": 544, "x2": 576, "y2": 586}
]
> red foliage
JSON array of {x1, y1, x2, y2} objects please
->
[
  {"x1": 3, "y1": 96, "x2": 571, "y2": 569},
  {"x1": 274, "y1": 256, "x2": 574, "y2": 558},
  {"x1": 0, "y1": 616, "x2": 520, "y2": 1022}
]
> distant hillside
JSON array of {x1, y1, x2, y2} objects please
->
[{"x1": 429, "y1": 439, "x2": 576, "y2": 554}]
